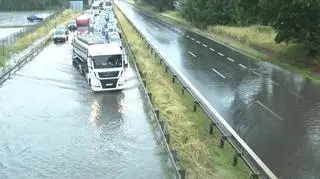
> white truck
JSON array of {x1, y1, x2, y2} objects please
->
[{"x1": 71, "y1": 34, "x2": 126, "y2": 92}]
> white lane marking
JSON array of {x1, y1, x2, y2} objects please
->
[
  {"x1": 272, "y1": 81, "x2": 280, "y2": 87},
  {"x1": 256, "y1": 101, "x2": 284, "y2": 120},
  {"x1": 211, "y1": 68, "x2": 226, "y2": 79},
  {"x1": 288, "y1": 90, "x2": 304, "y2": 99},
  {"x1": 191, "y1": 38, "x2": 195, "y2": 40},
  {"x1": 239, "y1": 64, "x2": 247, "y2": 69},
  {"x1": 186, "y1": 35, "x2": 189, "y2": 38},
  {"x1": 227, "y1": 57, "x2": 235, "y2": 62},
  {"x1": 218, "y1": 52, "x2": 224, "y2": 56},
  {"x1": 188, "y1": 51, "x2": 196, "y2": 58},
  {"x1": 209, "y1": 48, "x2": 215, "y2": 52},
  {"x1": 196, "y1": 41, "x2": 201, "y2": 44},
  {"x1": 202, "y1": 44, "x2": 207, "y2": 47},
  {"x1": 182, "y1": 32, "x2": 185, "y2": 35},
  {"x1": 252, "y1": 71, "x2": 262, "y2": 77}
]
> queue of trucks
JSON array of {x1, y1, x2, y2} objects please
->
[{"x1": 71, "y1": 0, "x2": 128, "y2": 92}]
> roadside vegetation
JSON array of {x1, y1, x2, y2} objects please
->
[
  {"x1": 129, "y1": 0, "x2": 320, "y2": 81},
  {"x1": 0, "y1": 9, "x2": 80, "y2": 67},
  {"x1": 114, "y1": 4, "x2": 251, "y2": 179}
]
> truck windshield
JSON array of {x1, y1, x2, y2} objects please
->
[{"x1": 93, "y1": 55, "x2": 122, "y2": 69}]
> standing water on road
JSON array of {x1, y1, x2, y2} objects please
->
[{"x1": 0, "y1": 37, "x2": 174, "y2": 178}]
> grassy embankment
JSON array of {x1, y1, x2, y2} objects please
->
[
  {"x1": 0, "y1": 9, "x2": 80, "y2": 67},
  {"x1": 114, "y1": 4, "x2": 252, "y2": 179},
  {"x1": 127, "y1": 0, "x2": 320, "y2": 81}
]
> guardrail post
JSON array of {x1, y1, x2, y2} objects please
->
[
  {"x1": 159, "y1": 58, "x2": 162, "y2": 64},
  {"x1": 220, "y1": 136, "x2": 227, "y2": 148},
  {"x1": 171, "y1": 149, "x2": 178, "y2": 161},
  {"x1": 193, "y1": 101, "x2": 199, "y2": 112},
  {"x1": 233, "y1": 152, "x2": 241, "y2": 166},
  {"x1": 165, "y1": 66, "x2": 168, "y2": 73},
  {"x1": 209, "y1": 122, "x2": 217, "y2": 135},
  {"x1": 155, "y1": 108, "x2": 160, "y2": 120},
  {"x1": 172, "y1": 75, "x2": 176, "y2": 83},
  {"x1": 147, "y1": 91, "x2": 152, "y2": 100},
  {"x1": 250, "y1": 173, "x2": 260, "y2": 179},
  {"x1": 159, "y1": 121, "x2": 165, "y2": 131},
  {"x1": 178, "y1": 169, "x2": 186, "y2": 179},
  {"x1": 164, "y1": 132, "x2": 170, "y2": 144},
  {"x1": 182, "y1": 86, "x2": 186, "y2": 95}
]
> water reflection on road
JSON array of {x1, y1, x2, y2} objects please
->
[{"x1": 0, "y1": 38, "x2": 174, "y2": 178}]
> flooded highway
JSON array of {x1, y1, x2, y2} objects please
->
[
  {"x1": 116, "y1": 1, "x2": 320, "y2": 178},
  {"x1": 0, "y1": 32, "x2": 174, "y2": 178}
]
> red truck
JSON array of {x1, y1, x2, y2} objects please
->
[{"x1": 75, "y1": 14, "x2": 93, "y2": 34}]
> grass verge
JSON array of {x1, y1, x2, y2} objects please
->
[
  {"x1": 115, "y1": 4, "x2": 252, "y2": 179},
  {"x1": 0, "y1": 9, "x2": 81, "y2": 67},
  {"x1": 127, "y1": 0, "x2": 320, "y2": 82}
]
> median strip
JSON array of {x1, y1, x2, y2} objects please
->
[{"x1": 114, "y1": 4, "x2": 251, "y2": 179}]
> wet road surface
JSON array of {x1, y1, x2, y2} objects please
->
[
  {"x1": 116, "y1": 1, "x2": 320, "y2": 178},
  {"x1": 0, "y1": 28, "x2": 24, "y2": 39},
  {"x1": 0, "y1": 33, "x2": 174, "y2": 178},
  {"x1": 0, "y1": 11, "x2": 54, "y2": 26}
]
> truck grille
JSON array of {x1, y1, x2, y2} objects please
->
[
  {"x1": 98, "y1": 71, "x2": 119, "y2": 78},
  {"x1": 100, "y1": 79, "x2": 118, "y2": 89}
]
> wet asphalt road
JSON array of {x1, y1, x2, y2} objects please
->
[
  {"x1": 0, "y1": 32, "x2": 174, "y2": 178},
  {"x1": 0, "y1": 11, "x2": 54, "y2": 26},
  {"x1": 0, "y1": 28, "x2": 24, "y2": 39},
  {"x1": 116, "y1": 1, "x2": 320, "y2": 178}
]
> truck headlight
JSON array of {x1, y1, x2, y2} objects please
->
[{"x1": 91, "y1": 77, "x2": 101, "y2": 86}]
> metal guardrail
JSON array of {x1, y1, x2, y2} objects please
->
[
  {"x1": 114, "y1": 2, "x2": 278, "y2": 179},
  {"x1": 0, "y1": 34, "x2": 53, "y2": 85},
  {"x1": 113, "y1": 7, "x2": 184, "y2": 179}
]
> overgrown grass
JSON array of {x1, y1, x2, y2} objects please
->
[
  {"x1": 115, "y1": 4, "x2": 252, "y2": 179},
  {"x1": 0, "y1": 9, "x2": 80, "y2": 67},
  {"x1": 127, "y1": 0, "x2": 320, "y2": 81}
]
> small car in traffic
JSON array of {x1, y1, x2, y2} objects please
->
[
  {"x1": 26, "y1": 15, "x2": 43, "y2": 22},
  {"x1": 53, "y1": 29, "x2": 68, "y2": 43},
  {"x1": 107, "y1": 32, "x2": 122, "y2": 49},
  {"x1": 67, "y1": 20, "x2": 77, "y2": 31}
]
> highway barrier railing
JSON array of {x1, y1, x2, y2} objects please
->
[
  {"x1": 114, "y1": 2, "x2": 278, "y2": 179},
  {"x1": 114, "y1": 8, "x2": 185, "y2": 179}
]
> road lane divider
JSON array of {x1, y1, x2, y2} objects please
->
[
  {"x1": 209, "y1": 48, "x2": 215, "y2": 52},
  {"x1": 191, "y1": 38, "x2": 195, "y2": 40},
  {"x1": 211, "y1": 68, "x2": 226, "y2": 79},
  {"x1": 196, "y1": 41, "x2": 201, "y2": 44},
  {"x1": 252, "y1": 71, "x2": 262, "y2": 77},
  {"x1": 202, "y1": 44, "x2": 207, "y2": 47},
  {"x1": 239, "y1": 64, "x2": 248, "y2": 69},
  {"x1": 188, "y1": 51, "x2": 196, "y2": 58},
  {"x1": 186, "y1": 35, "x2": 189, "y2": 38},
  {"x1": 256, "y1": 101, "x2": 284, "y2": 121},
  {"x1": 218, "y1": 52, "x2": 224, "y2": 56},
  {"x1": 114, "y1": 2, "x2": 278, "y2": 178},
  {"x1": 227, "y1": 57, "x2": 235, "y2": 62}
]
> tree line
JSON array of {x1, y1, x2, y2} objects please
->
[
  {"x1": 143, "y1": 0, "x2": 320, "y2": 57},
  {"x1": 0, "y1": 0, "x2": 66, "y2": 10}
]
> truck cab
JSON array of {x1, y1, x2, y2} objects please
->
[{"x1": 72, "y1": 34, "x2": 127, "y2": 92}]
